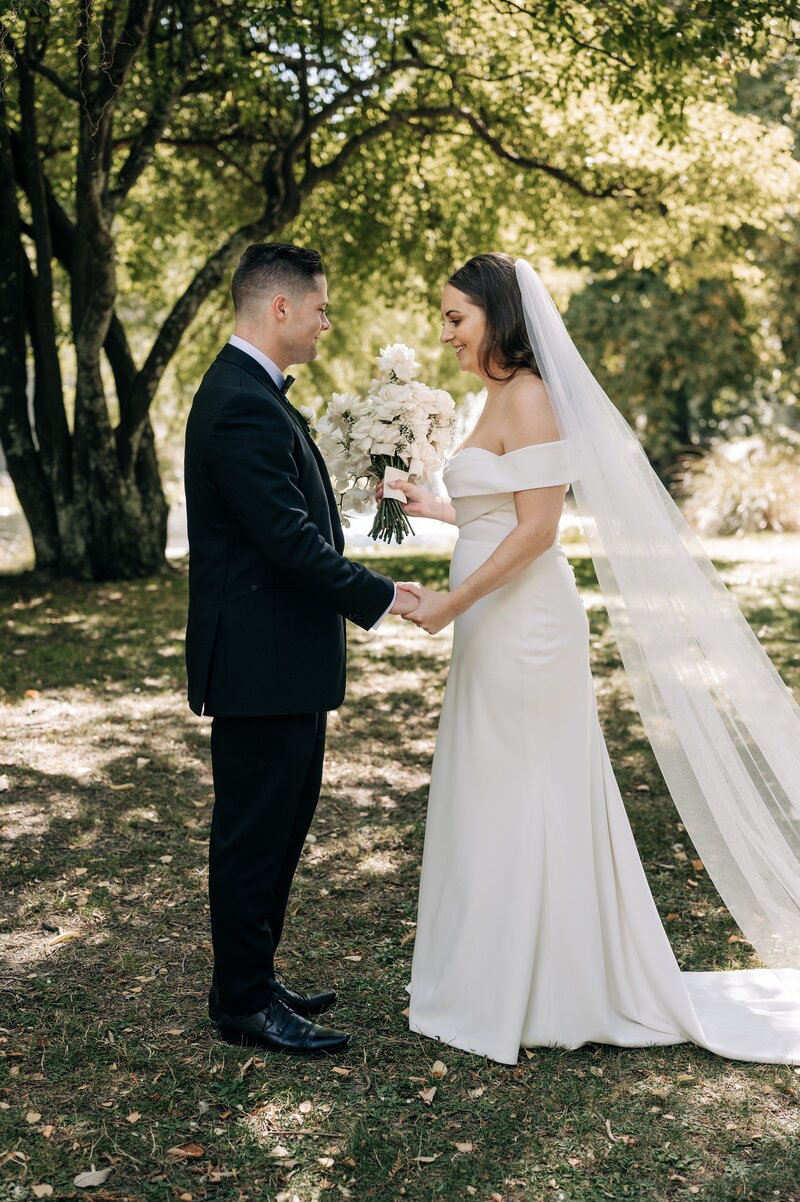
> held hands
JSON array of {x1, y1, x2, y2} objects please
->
[
  {"x1": 396, "y1": 583, "x2": 455, "y2": 636},
  {"x1": 390, "y1": 585, "x2": 420, "y2": 617}
]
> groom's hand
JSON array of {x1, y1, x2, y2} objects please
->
[{"x1": 390, "y1": 582, "x2": 421, "y2": 616}]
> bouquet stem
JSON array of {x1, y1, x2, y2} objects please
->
[{"x1": 370, "y1": 455, "x2": 416, "y2": 545}]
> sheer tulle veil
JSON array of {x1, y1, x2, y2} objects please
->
[{"x1": 515, "y1": 258, "x2": 800, "y2": 975}]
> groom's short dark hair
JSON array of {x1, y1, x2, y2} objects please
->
[{"x1": 231, "y1": 242, "x2": 325, "y2": 314}]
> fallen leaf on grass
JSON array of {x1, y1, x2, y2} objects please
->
[
  {"x1": 413, "y1": 1154, "x2": 440, "y2": 1163},
  {"x1": 454, "y1": 1141, "x2": 474, "y2": 1153},
  {"x1": 108, "y1": 783, "x2": 135, "y2": 791},
  {"x1": 666, "y1": 912, "x2": 680, "y2": 921},
  {"x1": 466, "y1": 1189, "x2": 477, "y2": 1197},
  {"x1": 164, "y1": 1028, "x2": 185, "y2": 1036},
  {"x1": 31, "y1": 1188, "x2": 53, "y2": 1199},
  {"x1": 343, "y1": 955, "x2": 362, "y2": 962},
  {"x1": 431, "y1": 1060, "x2": 448, "y2": 1079},
  {"x1": 237, "y1": 1056, "x2": 255, "y2": 1079},
  {"x1": 159, "y1": 855, "x2": 174, "y2": 864},
  {"x1": 331, "y1": 1066, "x2": 351, "y2": 1077},
  {"x1": 167, "y1": 1143, "x2": 204, "y2": 1160},
  {"x1": 418, "y1": 1087, "x2": 437, "y2": 1105},
  {"x1": 604, "y1": 1119, "x2": 618, "y2": 1143},
  {"x1": 468, "y1": 1086, "x2": 485, "y2": 1099},
  {"x1": 74, "y1": 1166, "x2": 113, "y2": 1187},
  {"x1": 26, "y1": 1112, "x2": 42, "y2": 1124},
  {"x1": 46, "y1": 930, "x2": 82, "y2": 946},
  {"x1": 318, "y1": 1156, "x2": 335, "y2": 1168},
  {"x1": 126, "y1": 1112, "x2": 140, "y2": 1124},
  {"x1": 728, "y1": 934, "x2": 749, "y2": 944},
  {"x1": 0, "y1": 775, "x2": 9, "y2": 791},
  {"x1": 691, "y1": 859, "x2": 704, "y2": 873}
]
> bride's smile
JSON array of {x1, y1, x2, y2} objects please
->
[{"x1": 440, "y1": 282, "x2": 488, "y2": 375}]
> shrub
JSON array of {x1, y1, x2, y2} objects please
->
[{"x1": 678, "y1": 432, "x2": 800, "y2": 535}]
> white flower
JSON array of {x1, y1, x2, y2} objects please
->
[{"x1": 376, "y1": 343, "x2": 419, "y2": 383}]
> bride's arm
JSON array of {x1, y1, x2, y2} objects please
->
[
  {"x1": 376, "y1": 479, "x2": 457, "y2": 525},
  {"x1": 401, "y1": 484, "x2": 566, "y2": 633},
  {"x1": 457, "y1": 482, "x2": 565, "y2": 600},
  {"x1": 401, "y1": 382, "x2": 565, "y2": 633}
]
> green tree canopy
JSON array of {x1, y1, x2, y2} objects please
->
[{"x1": 1, "y1": 0, "x2": 798, "y2": 577}]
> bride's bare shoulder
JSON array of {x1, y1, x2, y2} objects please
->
[{"x1": 501, "y1": 372, "x2": 560, "y2": 451}]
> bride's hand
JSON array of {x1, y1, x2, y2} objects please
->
[
  {"x1": 375, "y1": 478, "x2": 436, "y2": 518},
  {"x1": 398, "y1": 583, "x2": 456, "y2": 636}
]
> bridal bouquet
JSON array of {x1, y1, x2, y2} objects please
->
[{"x1": 316, "y1": 344, "x2": 455, "y2": 544}]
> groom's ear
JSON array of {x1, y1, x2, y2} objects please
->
[{"x1": 271, "y1": 294, "x2": 289, "y2": 322}]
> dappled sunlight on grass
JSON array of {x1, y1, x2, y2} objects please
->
[{"x1": 1, "y1": 545, "x2": 799, "y2": 1199}]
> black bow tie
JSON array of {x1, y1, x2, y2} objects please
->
[{"x1": 281, "y1": 374, "x2": 295, "y2": 394}]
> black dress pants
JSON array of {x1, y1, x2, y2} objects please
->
[{"x1": 209, "y1": 711, "x2": 327, "y2": 1016}]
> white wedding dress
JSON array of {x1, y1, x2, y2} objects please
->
[{"x1": 408, "y1": 439, "x2": 800, "y2": 1066}]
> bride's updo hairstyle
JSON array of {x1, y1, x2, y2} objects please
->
[{"x1": 447, "y1": 253, "x2": 541, "y2": 382}]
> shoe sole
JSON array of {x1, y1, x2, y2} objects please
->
[{"x1": 216, "y1": 1024, "x2": 351, "y2": 1056}]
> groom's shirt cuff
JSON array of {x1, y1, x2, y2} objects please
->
[{"x1": 371, "y1": 584, "x2": 397, "y2": 631}]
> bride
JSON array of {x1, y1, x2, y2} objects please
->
[{"x1": 389, "y1": 252, "x2": 800, "y2": 1066}]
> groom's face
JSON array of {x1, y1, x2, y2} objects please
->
[{"x1": 282, "y1": 274, "x2": 331, "y2": 366}]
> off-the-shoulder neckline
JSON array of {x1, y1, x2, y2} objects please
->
[{"x1": 450, "y1": 438, "x2": 566, "y2": 461}]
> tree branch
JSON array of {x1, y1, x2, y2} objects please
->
[
  {"x1": 305, "y1": 103, "x2": 641, "y2": 203},
  {"x1": 94, "y1": 0, "x2": 154, "y2": 107},
  {"x1": 457, "y1": 108, "x2": 634, "y2": 199},
  {"x1": 107, "y1": 0, "x2": 194, "y2": 209},
  {"x1": 487, "y1": 0, "x2": 636, "y2": 70},
  {"x1": 283, "y1": 57, "x2": 427, "y2": 165},
  {"x1": 31, "y1": 60, "x2": 82, "y2": 102},
  {"x1": 116, "y1": 199, "x2": 292, "y2": 456}
]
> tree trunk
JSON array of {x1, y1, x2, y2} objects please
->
[{"x1": 0, "y1": 102, "x2": 62, "y2": 572}]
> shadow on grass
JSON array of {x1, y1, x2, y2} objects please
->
[{"x1": 1, "y1": 548, "x2": 799, "y2": 1199}]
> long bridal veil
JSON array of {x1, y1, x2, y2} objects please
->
[{"x1": 515, "y1": 259, "x2": 800, "y2": 979}]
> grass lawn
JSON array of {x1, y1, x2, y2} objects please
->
[{"x1": 1, "y1": 545, "x2": 799, "y2": 1202}]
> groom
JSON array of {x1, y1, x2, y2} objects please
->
[{"x1": 184, "y1": 242, "x2": 416, "y2": 1055}]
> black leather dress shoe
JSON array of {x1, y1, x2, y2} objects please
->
[
  {"x1": 208, "y1": 978, "x2": 336, "y2": 1022},
  {"x1": 215, "y1": 995, "x2": 351, "y2": 1056}
]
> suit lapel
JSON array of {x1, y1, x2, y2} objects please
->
[{"x1": 216, "y1": 346, "x2": 346, "y2": 552}]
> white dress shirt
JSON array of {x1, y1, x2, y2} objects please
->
[{"x1": 227, "y1": 335, "x2": 395, "y2": 629}]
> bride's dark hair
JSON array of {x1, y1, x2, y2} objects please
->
[{"x1": 447, "y1": 253, "x2": 541, "y2": 382}]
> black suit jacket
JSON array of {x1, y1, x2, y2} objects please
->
[{"x1": 184, "y1": 345, "x2": 394, "y2": 716}]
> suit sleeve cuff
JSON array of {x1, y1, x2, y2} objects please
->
[{"x1": 370, "y1": 584, "x2": 397, "y2": 631}]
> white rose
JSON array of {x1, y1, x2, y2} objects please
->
[
  {"x1": 344, "y1": 484, "x2": 373, "y2": 514},
  {"x1": 376, "y1": 343, "x2": 419, "y2": 383}
]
